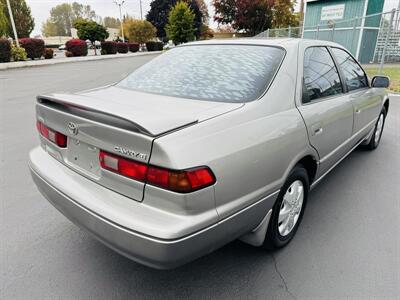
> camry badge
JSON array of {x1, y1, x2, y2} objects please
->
[
  {"x1": 67, "y1": 122, "x2": 79, "y2": 135},
  {"x1": 114, "y1": 146, "x2": 147, "y2": 160}
]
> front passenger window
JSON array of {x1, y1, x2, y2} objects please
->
[
  {"x1": 303, "y1": 47, "x2": 343, "y2": 103},
  {"x1": 331, "y1": 48, "x2": 368, "y2": 92}
]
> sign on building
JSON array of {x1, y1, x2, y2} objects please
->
[{"x1": 321, "y1": 4, "x2": 345, "y2": 21}]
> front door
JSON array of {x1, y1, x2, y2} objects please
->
[{"x1": 330, "y1": 47, "x2": 382, "y2": 136}]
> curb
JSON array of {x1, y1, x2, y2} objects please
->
[{"x1": 0, "y1": 51, "x2": 162, "y2": 71}]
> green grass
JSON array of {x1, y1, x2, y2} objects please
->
[{"x1": 363, "y1": 64, "x2": 400, "y2": 93}]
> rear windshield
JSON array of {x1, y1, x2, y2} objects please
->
[{"x1": 117, "y1": 45, "x2": 285, "y2": 103}]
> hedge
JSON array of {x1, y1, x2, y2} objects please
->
[
  {"x1": 128, "y1": 42, "x2": 140, "y2": 53},
  {"x1": 0, "y1": 39, "x2": 11, "y2": 63},
  {"x1": 65, "y1": 39, "x2": 88, "y2": 57},
  {"x1": 101, "y1": 41, "x2": 117, "y2": 55},
  {"x1": 19, "y1": 38, "x2": 45, "y2": 60},
  {"x1": 117, "y1": 42, "x2": 129, "y2": 54},
  {"x1": 146, "y1": 41, "x2": 163, "y2": 52}
]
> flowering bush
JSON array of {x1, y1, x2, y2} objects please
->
[
  {"x1": 11, "y1": 45, "x2": 27, "y2": 61},
  {"x1": 65, "y1": 39, "x2": 88, "y2": 57},
  {"x1": 101, "y1": 41, "x2": 117, "y2": 55},
  {"x1": 128, "y1": 42, "x2": 140, "y2": 53},
  {"x1": 19, "y1": 38, "x2": 45, "y2": 59},
  {"x1": 44, "y1": 48, "x2": 54, "y2": 59},
  {"x1": 0, "y1": 39, "x2": 11, "y2": 62},
  {"x1": 117, "y1": 42, "x2": 129, "y2": 54}
]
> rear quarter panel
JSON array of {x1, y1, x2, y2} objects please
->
[{"x1": 149, "y1": 44, "x2": 318, "y2": 221}]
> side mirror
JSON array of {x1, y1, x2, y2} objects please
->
[{"x1": 371, "y1": 76, "x2": 390, "y2": 88}]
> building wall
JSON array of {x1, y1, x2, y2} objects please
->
[{"x1": 303, "y1": 0, "x2": 384, "y2": 63}]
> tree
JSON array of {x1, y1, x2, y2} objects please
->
[
  {"x1": 195, "y1": 0, "x2": 209, "y2": 22},
  {"x1": 41, "y1": 2, "x2": 97, "y2": 36},
  {"x1": 146, "y1": 0, "x2": 205, "y2": 40},
  {"x1": 272, "y1": 0, "x2": 299, "y2": 28},
  {"x1": 1, "y1": 0, "x2": 34, "y2": 38},
  {"x1": 166, "y1": 1, "x2": 195, "y2": 44},
  {"x1": 146, "y1": 0, "x2": 175, "y2": 39},
  {"x1": 213, "y1": 0, "x2": 273, "y2": 35},
  {"x1": 74, "y1": 19, "x2": 108, "y2": 55},
  {"x1": 213, "y1": 0, "x2": 298, "y2": 34},
  {"x1": 0, "y1": 1, "x2": 8, "y2": 37},
  {"x1": 200, "y1": 23, "x2": 214, "y2": 40},
  {"x1": 41, "y1": 21, "x2": 58, "y2": 37},
  {"x1": 103, "y1": 17, "x2": 120, "y2": 29},
  {"x1": 122, "y1": 18, "x2": 156, "y2": 44}
]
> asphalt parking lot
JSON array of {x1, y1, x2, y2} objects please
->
[{"x1": 1, "y1": 56, "x2": 399, "y2": 299}]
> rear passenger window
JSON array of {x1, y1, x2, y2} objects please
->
[
  {"x1": 303, "y1": 47, "x2": 343, "y2": 103},
  {"x1": 331, "y1": 48, "x2": 368, "y2": 92}
]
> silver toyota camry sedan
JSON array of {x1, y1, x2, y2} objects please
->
[{"x1": 29, "y1": 38, "x2": 390, "y2": 269}]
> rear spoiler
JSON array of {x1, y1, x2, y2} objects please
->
[{"x1": 37, "y1": 96, "x2": 155, "y2": 136}]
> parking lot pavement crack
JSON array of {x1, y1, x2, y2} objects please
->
[{"x1": 272, "y1": 253, "x2": 298, "y2": 300}]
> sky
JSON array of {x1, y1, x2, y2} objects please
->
[{"x1": 27, "y1": 0, "x2": 399, "y2": 36}]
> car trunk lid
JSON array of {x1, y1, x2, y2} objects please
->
[{"x1": 36, "y1": 86, "x2": 243, "y2": 201}]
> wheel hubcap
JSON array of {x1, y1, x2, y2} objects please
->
[
  {"x1": 278, "y1": 180, "x2": 304, "y2": 237},
  {"x1": 374, "y1": 113, "x2": 384, "y2": 144}
]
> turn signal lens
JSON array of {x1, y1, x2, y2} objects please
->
[
  {"x1": 37, "y1": 121, "x2": 67, "y2": 148},
  {"x1": 99, "y1": 150, "x2": 215, "y2": 193}
]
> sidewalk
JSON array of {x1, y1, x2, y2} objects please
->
[{"x1": 0, "y1": 51, "x2": 162, "y2": 71}]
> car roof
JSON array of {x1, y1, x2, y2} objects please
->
[{"x1": 185, "y1": 38, "x2": 346, "y2": 51}]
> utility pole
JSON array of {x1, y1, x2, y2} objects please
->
[
  {"x1": 114, "y1": 0, "x2": 125, "y2": 42},
  {"x1": 139, "y1": 0, "x2": 143, "y2": 20},
  {"x1": 6, "y1": 0, "x2": 19, "y2": 47}
]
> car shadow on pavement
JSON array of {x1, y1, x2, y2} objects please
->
[{"x1": 62, "y1": 145, "x2": 384, "y2": 298}]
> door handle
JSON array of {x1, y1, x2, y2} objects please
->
[
  {"x1": 314, "y1": 127, "x2": 323, "y2": 135},
  {"x1": 311, "y1": 123, "x2": 323, "y2": 136}
]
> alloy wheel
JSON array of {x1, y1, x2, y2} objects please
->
[{"x1": 278, "y1": 180, "x2": 304, "y2": 237}]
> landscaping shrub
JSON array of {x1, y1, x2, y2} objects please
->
[
  {"x1": 65, "y1": 51, "x2": 74, "y2": 57},
  {"x1": 0, "y1": 39, "x2": 11, "y2": 63},
  {"x1": 11, "y1": 45, "x2": 27, "y2": 61},
  {"x1": 101, "y1": 41, "x2": 117, "y2": 55},
  {"x1": 146, "y1": 41, "x2": 163, "y2": 52},
  {"x1": 128, "y1": 42, "x2": 140, "y2": 53},
  {"x1": 117, "y1": 42, "x2": 129, "y2": 54},
  {"x1": 19, "y1": 38, "x2": 45, "y2": 60},
  {"x1": 65, "y1": 39, "x2": 88, "y2": 57},
  {"x1": 44, "y1": 48, "x2": 54, "y2": 59}
]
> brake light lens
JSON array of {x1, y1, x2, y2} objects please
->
[
  {"x1": 99, "y1": 150, "x2": 215, "y2": 193},
  {"x1": 99, "y1": 151, "x2": 147, "y2": 182},
  {"x1": 37, "y1": 121, "x2": 67, "y2": 148}
]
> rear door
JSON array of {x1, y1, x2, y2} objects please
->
[
  {"x1": 330, "y1": 47, "x2": 382, "y2": 135},
  {"x1": 297, "y1": 46, "x2": 354, "y2": 176}
]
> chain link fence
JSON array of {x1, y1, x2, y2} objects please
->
[
  {"x1": 257, "y1": 9, "x2": 399, "y2": 63},
  {"x1": 256, "y1": 9, "x2": 400, "y2": 92}
]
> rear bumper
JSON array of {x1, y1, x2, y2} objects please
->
[{"x1": 29, "y1": 147, "x2": 278, "y2": 269}]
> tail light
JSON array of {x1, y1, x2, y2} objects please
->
[
  {"x1": 37, "y1": 121, "x2": 67, "y2": 148},
  {"x1": 99, "y1": 150, "x2": 215, "y2": 193}
]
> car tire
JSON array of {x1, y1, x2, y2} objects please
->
[
  {"x1": 263, "y1": 165, "x2": 309, "y2": 249},
  {"x1": 365, "y1": 107, "x2": 386, "y2": 150}
]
